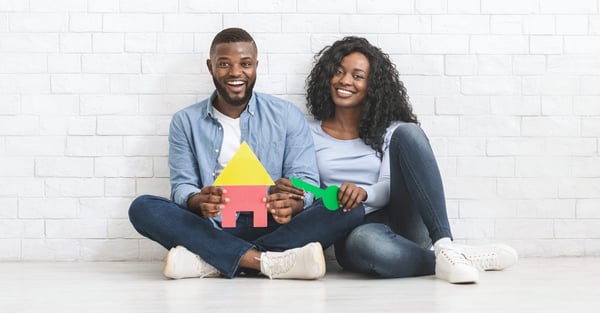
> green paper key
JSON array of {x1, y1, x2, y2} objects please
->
[{"x1": 290, "y1": 177, "x2": 340, "y2": 211}]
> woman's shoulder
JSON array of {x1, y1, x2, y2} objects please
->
[{"x1": 307, "y1": 119, "x2": 322, "y2": 133}]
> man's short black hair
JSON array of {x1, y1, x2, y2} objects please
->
[{"x1": 210, "y1": 28, "x2": 257, "y2": 56}]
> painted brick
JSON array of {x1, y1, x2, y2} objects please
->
[
  {"x1": 79, "y1": 198, "x2": 131, "y2": 219},
  {"x1": 179, "y1": 0, "x2": 237, "y2": 13},
  {"x1": 45, "y1": 178, "x2": 105, "y2": 197},
  {"x1": 8, "y1": 13, "x2": 67, "y2": 32},
  {"x1": 69, "y1": 13, "x2": 102, "y2": 32},
  {"x1": 462, "y1": 76, "x2": 521, "y2": 95},
  {"x1": 80, "y1": 95, "x2": 138, "y2": 115},
  {"x1": 81, "y1": 239, "x2": 139, "y2": 261},
  {"x1": 490, "y1": 16, "x2": 522, "y2": 34},
  {"x1": 22, "y1": 239, "x2": 80, "y2": 260},
  {"x1": 91, "y1": 33, "x2": 124, "y2": 53},
  {"x1": 541, "y1": 0, "x2": 598, "y2": 14},
  {"x1": 35, "y1": 157, "x2": 94, "y2": 177},
  {"x1": 482, "y1": 0, "x2": 539, "y2": 14},
  {"x1": 0, "y1": 198, "x2": 17, "y2": 218},
  {"x1": 19, "y1": 198, "x2": 78, "y2": 219},
  {"x1": 224, "y1": 14, "x2": 282, "y2": 33},
  {"x1": 433, "y1": 15, "x2": 489, "y2": 34},
  {"x1": 119, "y1": 0, "x2": 178, "y2": 13},
  {"x1": 105, "y1": 178, "x2": 135, "y2": 197},
  {"x1": 124, "y1": 136, "x2": 168, "y2": 156},
  {"x1": 297, "y1": 0, "x2": 356, "y2": 13},
  {"x1": 282, "y1": 14, "x2": 339, "y2": 34},
  {"x1": 94, "y1": 157, "x2": 153, "y2": 178},
  {"x1": 103, "y1": 14, "x2": 163, "y2": 33},
  {"x1": 157, "y1": 34, "x2": 194, "y2": 53},
  {"x1": 2, "y1": 2, "x2": 600, "y2": 261}
]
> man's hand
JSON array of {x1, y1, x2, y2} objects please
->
[
  {"x1": 338, "y1": 182, "x2": 367, "y2": 212},
  {"x1": 264, "y1": 192, "x2": 304, "y2": 224},
  {"x1": 187, "y1": 186, "x2": 229, "y2": 218}
]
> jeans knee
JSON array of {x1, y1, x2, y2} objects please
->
[
  {"x1": 128, "y1": 194, "x2": 156, "y2": 224},
  {"x1": 345, "y1": 223, "x2": 390, "y2": 251},
  {"x1": 391, "y1": 123, "x2": 426, "y2": 145}
]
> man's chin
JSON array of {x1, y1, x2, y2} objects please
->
[{"x1": 227, "y1": 94, "x2": 248, "y2": 107}]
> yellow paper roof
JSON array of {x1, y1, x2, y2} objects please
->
[{"x1": 213, "y1": 141, "x2": 275, "y2": 186}]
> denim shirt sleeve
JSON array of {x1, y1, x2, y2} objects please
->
[
  {"x1": 169, "y1": 112, "x2": 201, "y2": 208},
  {"x1": 280, "y1": 103, "x2": 319, "y2": 207}
]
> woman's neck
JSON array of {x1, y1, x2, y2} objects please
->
[{"x1": 321, "y1": 109, "x2": 362, "y2": 140}]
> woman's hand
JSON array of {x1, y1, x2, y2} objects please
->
[{"x1": 338, "y1": 182, "x2": 367, "y2": 212}]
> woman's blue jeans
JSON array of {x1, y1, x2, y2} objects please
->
[
  {"x1": 334, "y1": 123, "x2": 453, "y2": 278},
  {"x1": 129, "y1": 196, "x2": 364, "y2": 278}
]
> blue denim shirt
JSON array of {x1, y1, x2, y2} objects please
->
[{"x1": 169, "y1": 91, "x2": 318, "y2": 214}]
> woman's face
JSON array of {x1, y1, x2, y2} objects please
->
[{"x1": 329, "y1": 51, "x2": 370, "y2": 108}]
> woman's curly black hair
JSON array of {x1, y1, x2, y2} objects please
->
[{"x1": 306, "y1": 36, "x2": 418, "y2": 157}]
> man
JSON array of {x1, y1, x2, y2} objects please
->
[{"x1": 129, "y1": 28, "x2": 364, "y2": 280}]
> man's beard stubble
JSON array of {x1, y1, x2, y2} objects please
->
[{"x1": 213, "y1": 76, "x2": 256, "y2": 107}]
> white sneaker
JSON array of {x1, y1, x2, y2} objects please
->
[
  {"x1": 459, "y1": 243, "x2": 518, "y2": 271},
  {"x1": 435, "y1": 246, "x2": 479, "y2": 284},
  {"x1": 163, "y1": 246, "x2": 220, "y2": 279},
  {"x1": 260, "y1": 242, "x2": 326, "y2": 280}
]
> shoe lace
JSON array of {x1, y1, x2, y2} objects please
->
[
  {"x1": 439, "y1": 248, "x2": 472, "y2": 266},
  {"x1": 465, "y1": 252, "x2": 498, "y2": 271},
  {"x1": 260, "y1": 252, "x2": 295, "y2": 279}
]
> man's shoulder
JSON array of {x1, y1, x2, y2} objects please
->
[
  {"x1": 253, "y1": 92, "x2": 294, "y2": 108},
  {"x1": 173, "y1": 98, "x2": 210, "y2": 119}
]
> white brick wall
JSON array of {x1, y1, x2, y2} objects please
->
[{"x1": 1, "y1": 0, "x2": 600, "y2": 260}]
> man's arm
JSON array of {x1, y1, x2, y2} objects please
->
[
  {"x1": 168, "y1": 113, "x2": 202, "y2": 208},
  {"x1": 280, "y1": 104, "x2": 320, "y2": 199}
]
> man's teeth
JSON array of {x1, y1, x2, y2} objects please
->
[{"x1": 228, "y1": 81, "x2": 244, "y2": 86}]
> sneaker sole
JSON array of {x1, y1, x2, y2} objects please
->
[
  {"x1": 163, "y1": 247, "x2": 179, "y2": 279},
  {"x1": 435, "y1": 265, "x2": 479, "y2": 284},
  {"x1": 311, "y1": 242, "x2": 326, "y2": 279}
]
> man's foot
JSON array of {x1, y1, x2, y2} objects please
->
[
  {"x1": 435, "y1": 245, "x2": 479, "y2": 284},
  {"x1": 459, "y1": 243, "x2": 518, "y2": 271},
  {"x1": 163, "y1": 245, "x2": 220, "y2": 279},
  {"x1": 260, "y1": 242, "x2": 326, "y2": 280}
]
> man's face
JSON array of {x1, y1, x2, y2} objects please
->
[{"x1": 207, "y1": 41, "x2": 258, "y2": 108}]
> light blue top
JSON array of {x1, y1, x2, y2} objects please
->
[
  {"x1": 309, "y1": 120, "x2": 400, "y2": 215},
  {"x1": 169, "y1": 91, "x2": 319, "y2": 216}
]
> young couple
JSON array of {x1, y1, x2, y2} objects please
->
[{"x1": 129, "y1": 28, "x2": 517, "y2": 284}]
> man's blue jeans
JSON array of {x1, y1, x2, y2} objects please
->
[
  {"x1": 335, "y1": 123, "x2": 453, "y2": 278},
  {"x1": 129, "y1": 196, "x2": 364, "y2": 278}
]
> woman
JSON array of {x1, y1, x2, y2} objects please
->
[{"x1": 305, "y1": 36, "x2": 517, "y2": 284}]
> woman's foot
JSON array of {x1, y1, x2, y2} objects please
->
[
  {"x1": 458, "y1": 243, "x2": 519, "y2": 271},
  {"x1": 434, "y1": 244, "x2": 479, "y2": 284}
]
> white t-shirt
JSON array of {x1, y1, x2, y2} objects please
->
[
  {"x1": 309, "y1": 120, "x2": 400, "y2": 215},
  {"x1": 213, "y1": 109, "x2": 241, "y2": 175}
]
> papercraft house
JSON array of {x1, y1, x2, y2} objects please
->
[{"x1": 213, "y1": 141, "x2": 274, "y2": 227}]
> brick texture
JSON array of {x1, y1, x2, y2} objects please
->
[{"x1": 1, "y1": 0, "x2": 600, "y2": 260}]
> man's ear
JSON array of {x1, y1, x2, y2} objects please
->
[{"x1": 206, "y1": 59, "x2": 212, "y2": 75}]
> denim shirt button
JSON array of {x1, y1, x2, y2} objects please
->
[{"x1": 215, "y1": 149, "x2": 219, "y2": 153}]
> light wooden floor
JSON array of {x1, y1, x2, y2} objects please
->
[{"x1": 0, "y1": 257, "x2": 598, "y2": 313}]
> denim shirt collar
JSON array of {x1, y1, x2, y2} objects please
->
[{"x1": 203, "y1": 91, "x2": 257, "y2": 120}]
